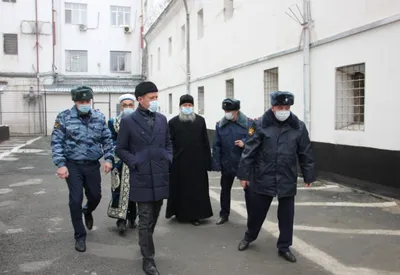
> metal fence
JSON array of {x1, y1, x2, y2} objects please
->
[
  {"x1": 0, "y1": 89, "x2": 126, "y2": 137},
  {"x1": 0, "y1": 89, "x2": 46, "y2": 136}
]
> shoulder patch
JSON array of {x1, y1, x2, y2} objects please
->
[
  {"x1": 54, "y1": 121, "x2": 60, "y2": 129},
  {"x1": 248, "y1": 126, "x2": 255, "y2": 136}
]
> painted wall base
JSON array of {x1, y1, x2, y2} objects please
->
[
  {"x1": 0, "y1": 125, "x2": 10, "y2": 142},
  {"x1": 206, "y1": 129, "x2": 400, "y2": 199}
]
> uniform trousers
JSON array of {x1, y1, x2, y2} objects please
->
[
  {"x1": 66, "y1": 160, "x2": 102, "y2": 240},
  {"x1": 244, "y1": 187, "x2": 295, "y2": 252},
  {"x1": 219, "y1": 174, "x2": 236, "y2": 218},
  {"x1": 137, "y1": 200, "x2": 163, "y2": 261}
]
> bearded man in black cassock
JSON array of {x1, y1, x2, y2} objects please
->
[{"x1": 166, "y1": 94, "x2": 213, "y2": 226}]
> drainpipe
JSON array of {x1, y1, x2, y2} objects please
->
[
  {"x1": 303, "y1": 0, "x2": 311, "y2": 136},
  {"x1": 52, "y1": 0, "x2": 56, "y2": 73},
  {"x1": 183, "y1": 0, "x2": 191, "y2": 95},
  {"x1": 140, "y1": 0, "x2": 145, "y2": 78},
  {"x1": 35, "y1": 0, "x2": 43, "y2": 134}
]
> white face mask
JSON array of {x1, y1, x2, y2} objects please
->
[
  {"x1": 274, "y1": 110, "x2": 290, "y2": 121},
  {"x1": 224, "y1": 112, "x2": 234, "y2": 120}
]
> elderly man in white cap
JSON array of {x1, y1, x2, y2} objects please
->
[{"x1": 107, "y1": 93, "x2": 137, "y2": 233}]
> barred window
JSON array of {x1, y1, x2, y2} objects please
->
[
  {"x1": 111, "y1": 6, "x2": 131, "y2": 27},
  {"x1": 197, "y1": 9, "x2": 204, "y2": 39},
  {"x1": 335, "y1": 63, "x2": 365, "y2": 131},
  {"x1": 168, "y1": 37, "x2": 172, "y2": 56},
  {"x1": 264, "y1": 67, "x2": 279, "y2": 109},
  {"x1": 65, "y1": 50, "x2": 88, "y2": 72},
  {"x1": 226, "y1": 79, "x2": 234, "y2": 98},
  {"x1": 168, "y1": 93, "x2": 173, "y2": 114},
  {"x1": 65, "y1": 3, "x2": 87, "y2": 25},
  {"x1": 157, "y1": 47, "x2": 161, "y2": 71},
  {"x1": 110, "y1": 51, "x2": 131, "y2": 72},
  {"x1": 3, "y1": 34, "x2": 18, "y2": 55},
  {"x1": 198, "y1": 86, "x2": 205, "y2": 115}
]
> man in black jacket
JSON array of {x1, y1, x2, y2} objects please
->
[{"x1": 236, "y1": 91, "x2": 316, "y2": 263}]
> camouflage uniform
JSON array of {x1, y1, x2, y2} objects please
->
[{"x1": 51, "y1": 86, "x2": 114, "y2": 247}]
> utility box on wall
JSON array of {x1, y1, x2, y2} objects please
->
[{"x1": 0, "y1": 125, "x2": 10, "y2": 142}]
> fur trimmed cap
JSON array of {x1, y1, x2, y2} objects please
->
[
  {"x1": 222, "y1": 98, "x2": 240, "y2": 111},
  {"x1": 270, "y1": 91, "x2": 294, "y2": 106},
  {"x1": 71, "y1": 86, "x2": 93, "y2": 101},
  {"x1": 134, "y1": 81, "x2": 158, "y2": 99}
]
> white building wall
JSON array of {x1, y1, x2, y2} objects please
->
[
  {"x1": 55, "y1": 0, "x2": 142, "y2": 76},
  {"x1": 0, "y1": 0, "x2": 53, "y2": 73},
  {"x1": 145, "y1": 0, "x2": 400, "y2": 151}
]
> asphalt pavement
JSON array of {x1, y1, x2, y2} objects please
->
[{"x1": 0, "y1": 137, "x2": 400, "y2": 275}]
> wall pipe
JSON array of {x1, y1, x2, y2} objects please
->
[
  {"x1": 35, "y1": 0, "x2": 43, "y2": 135},
  {"x1": 183, "y1": 0, "x2": 191, "y2": 95},
  {"x1": 302, "y1": 0, "x2": 311, "y2": 136}
]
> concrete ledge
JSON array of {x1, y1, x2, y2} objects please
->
[{"x1": 0, "y1": 125, "x2": 10, "y2": 143}]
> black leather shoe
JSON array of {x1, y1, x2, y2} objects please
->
[
  {"x1": 128, "y1": 220, "x2": 137, "y2": 229},
  {"x1": 238, "y1": 239, "x2": 250, "y2": 251},
  {"x1": 84, "y1": 212, "x2": 93, "y2": 230},
  {"x1": 143, "y1": 259, "x2": 160, "y2": 275},
  {"x1": 191, "y1": 220, "x2": 201, "y2": 226},
  {"x1": 117, "y1": 220, "x2": 127, "y2": 233},
  {"x1": 216, "y1": 217, "x2": 228, "y2": 225},
  {"x1": 75, "y1": 239, "x2": 86, "y2": 252},
  {"x1": 278, "y1": 250, "x2": 297, "y2": 263}
]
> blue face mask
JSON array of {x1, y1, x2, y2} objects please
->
[
  {"x1": 181, "y1": 107, "x2": 193, "y2": 115},
  {"x1": 148, "y1": 100, "x2": 158, "y2": 113},
  {"x1": 122, "y1": 108, "x2": 134, "y2": 115},
  {"x1": 77, "y1": 104, "x2": 91, "y2": 113}
]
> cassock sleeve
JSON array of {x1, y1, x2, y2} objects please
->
[{"x1": 202, "y1": 118, "x2": 212, "y2": 171}]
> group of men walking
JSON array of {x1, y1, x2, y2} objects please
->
[{"x1": 51, "y1": 81, "x2": 315, "y2": 275}]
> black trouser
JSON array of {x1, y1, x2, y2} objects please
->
[
  {"x1": 66, "y1": 160, "x2": 102, "y2": 240},
  {"x1": 219, "y1": 174, "x2": 236, "y2": 218},
  {"x1": 244, "y1": 188, "x2": 295, "y2": 252},
  {"x1": 137, "y1": 200, "x2": 163, "y2": 260}
]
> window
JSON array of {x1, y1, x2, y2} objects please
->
[
  {"x1": 197, "y1": 9, "x2": 204, "y2": 39},
  {"x1": 181, "y1": 24, "x2": 185, "y2": 50},
  {"x1": 198, "y1": 87, "x2": 205, "y2": 115},
  {"x1": 168, "y1": 93, "x2": 173, "y2": 114},
  {"x1": 335, "y1": 63, "x2": 365, "y2": 131},
  {"x1": 224, "y1": 0, "x2": 234, "y2": 21},
  {"x1": 65, "y1": 50, "x2": 88, "y2": 72},
  {"x1": 264, "y1": 68, "x2": 279, "y2": 109},
  {"x1": 157, "y1": 47, "x2": 161, "y2": 70},
  {"x1": 110, "y1": 6, "x2": 131, "y2": 27},
  {"x1": 226, "y1": 79, "x2": 234, "y2": 98},
  {"x1": 3, "y1": 34, "x2": 18, "y2": 55},
  {"x1": 110, "y1": 51, "x2": 131, "y2": 72},
  {"x1": 3, "y1": 0, "x2": 17, "y2": 3},
  {"x1": 168, "y1": 37, "x2": 172, "y2": 56},
  {"x1": 65, "y1": 3, "x2": 87, "y2": 25}
]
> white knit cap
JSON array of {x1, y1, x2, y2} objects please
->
[{"x1": 119, "y1": 93, "x2": 135, "y2": 103}]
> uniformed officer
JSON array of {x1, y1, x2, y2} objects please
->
[
  {"x1": 236, "y1": 91, "x2": 316, "y2": 263},
  {"x1": 212, "y1": 98, "x2": 252, "y2": 225},
  {"x1": 107, "y1": 94, "x2": 138, "y2": 233},
  {"x1": 51, "y1": 86, "x2": 114, "y2": 253}
]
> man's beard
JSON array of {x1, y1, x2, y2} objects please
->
[{"x1": 179, "y1": 112, "x2": 196, "y2": 122}]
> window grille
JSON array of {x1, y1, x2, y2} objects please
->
[
  {"x1": 197, "y1": 9, "x2": 204, "y2": 39},
  {"x1": 198, "y1": 87, "x2": 205, "y2": 115},
  {"x1": 3, "y1": 34, "x2": 18, "y2": 55},
  {"x1": 168, "y1": 93, "x2": 173, "y2": 114},
  {"x1": 264, "y1": 68, "x2": 279, "y2": 109},
  {"x1": 110, "y1": 51, "x2": 131, "y2": 72},
  {"x1": 65, "y1": 50, "x2": 88, "y2": 72},
  {"x1": 335, "y1": 63, "x2": 365, "y2": 131},
  {"x1": 224, "y1": 0, "x2": 234, "y2": 21},
  {"x1": 226, "y1": 79, "x2": 234, "y2": 99}
]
